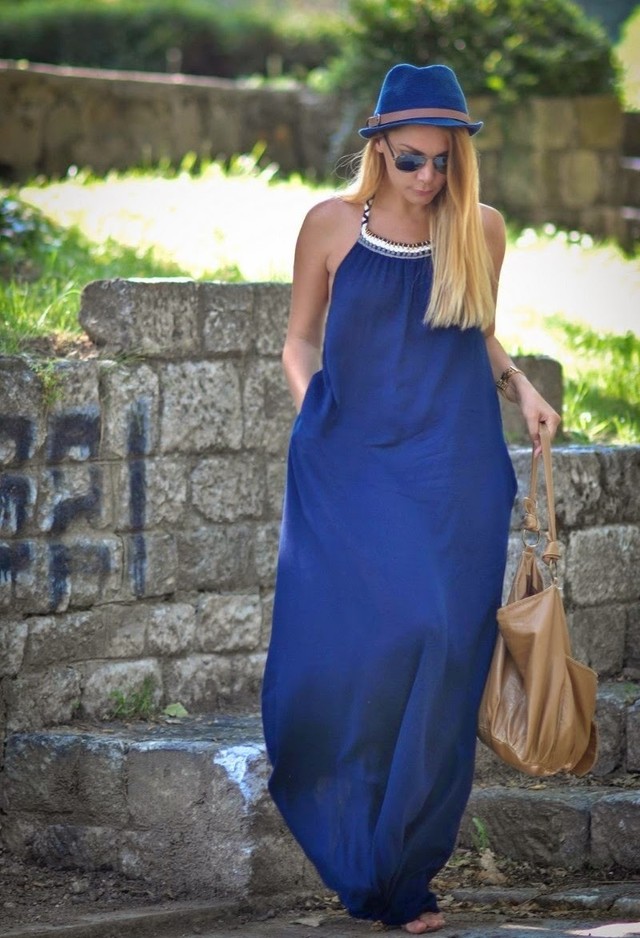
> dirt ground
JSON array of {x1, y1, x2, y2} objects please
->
[{"x1": 2, "y1": 839, "x2": 638, "y2": 933}]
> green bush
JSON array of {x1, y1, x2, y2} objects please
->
[
  {"x1": 327, "y1": 0, "x2": 617, "y2": 104},
  {"x1": 0, "y1": 0, "x2": 342, "y2": 79}
]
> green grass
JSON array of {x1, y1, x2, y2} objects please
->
[{"x1": 1, "y1": 156, "x2": 639, "y2": 444}]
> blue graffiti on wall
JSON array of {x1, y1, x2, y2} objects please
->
[
  {"x1": 47, "y1": 408, "x2": 100, "y2": 462},
  {"x1": 0, "y1": 415, "x2": 35, "y2": 463},
  {"x1": 0, "y1": 392, "x2": 154, "y2": 610},
  {"x1": 127, "y1": 400, "x2": 149, "y2": 597},
  {"x1": 0, "y1": 541, "x2": 32, "y2": 586},
  {"x1": 48, "y1": 466, "x2": 102, "y2": 535},
  {"x1": 0, "y1": 474, "x2": 34, "y2": 534}
]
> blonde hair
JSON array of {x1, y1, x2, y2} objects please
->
[{"x1": 342, "y1": 130, "x2": 495, "y2": 331}]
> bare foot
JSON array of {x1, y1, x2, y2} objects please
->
[{"x1": 401, "y1": 911, "x2": 445, "y2": 934}]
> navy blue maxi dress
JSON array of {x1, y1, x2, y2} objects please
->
[{"x1": 262, "y1": 203, "x2": 517, "y2": 927}]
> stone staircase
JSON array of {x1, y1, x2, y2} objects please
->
[{"x1": 2, "y1": 678, "x2": 639, "y2": 906}]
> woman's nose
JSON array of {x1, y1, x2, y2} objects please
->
[{"x1": 416, "y1": 159, "x2": 437, "y2": 181}]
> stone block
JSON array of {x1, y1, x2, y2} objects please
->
[
  {"x1": 576, "y1": 95, "x2": 623, "y2": 149},
  {"x1": 37, "y1": 464, "x2": 112, "y2": 534},
  {"x1": 25, "y1": 609, "x2": 104, "y2": 668},
  {"x1": 45, "y1": 535, "x2": 124, "y2": 613},
  {"x1": 543, "y1": 448, "x2": 602, "y2": 531},
  {"x1": 598, "y1": 447, "x2": 640, "y2": 524},
  {"x1": 557, "y1": 150, "x2": 601, "y2": 210},
  {"x1": 121, "y1": 736, "x2": 301, "y2": 895},
  {"x1": 80, "y1": 658, "x2": 162, "y2": 720},
  {"x1": 565, "y1": 525, "x2": 640, "y2": 606},
  {"x1": 6, "y1": 665, "x2": 81, "y2": 731},
  {"x1": 628, "y1": 700, "x2": 640, "y2": 772},
  {"x1": 115, "y1": 457, "x2": 188, "y2": 531},
  {"x1": 160, "y1": 360, "x2": 243, "y2": 453},
  {"x1": 99, "y1": 361, "x2": 160, "y2": 458},
  {"x1": 498, "y1": 148, "x2": 546, "y2": 210},
  {"x1": 46, "y1": 405, "x2": 101, "y2": 464},
  {"x1": 566, "y1": 605, "x2": 626, "y2": 677},
  {"x1": 190, "y1": 454, "x2": 266, "y2": 522},
  {"x1": 260, "y1": 590, "x2": 274, "y2": 649},
  {"x1": 196, "y1": 592, "x2": 262, "y2": 653},
  {"x1": 243, "y1": 359, "x2": 294, "y2": 455},
  {"x1": 253, "y1": 283, "x2": 291, "y2": 356},
  {"x1": 265, "y1": 457, "x2": 286, "y2": 518},
  {"x1": 145, "y1": 602, "x2": 196, "y2": 656},
  {"x1": 0, "y1": 358, "x2": 44, "y2": 465},
  {"x1": 127, "y1": 739, "x2": 219, "y2": 830},
  {"x1": 626, "y1": 604, "x2": 640, "y2": 679},
  {"x1": 254, "y1": 521, "x2": 280, "y2": 587},
  {"x1": 591, "y1": 792, "x2": 640, "y2": 869},
  {"x1": 9, "y1": 819, "x2": 126, "y2": 873},
  {"x1": 163, "y1": 652, "x2": 265, "y2": 710},
  {"x1": 591, "y1": 683, "x2": 636, "y2": 776},
  {"x1": 200, "y1": 282, "x2": 255, "y2": 354},
  {"x1": 177, "y1": 523, "x2": 254, "y2": 591},
  {"x1": 0, "y1": 618, "x2": 28, "y2": 677},
  {"x1": 80, "y1": 279, "x2": 200, "y2": 356},
  {"x1": 123, "y1": 530, "x2": 178, "y2": 600},
  {"x1": 531, "y1": 98, "x2": 579, "y2": 150},
  {"x1": 3, "y1": 732, "x2": 128, "y2": 824},
  {"x1": 46, "y1": 360, "x2": 100, "y2": 414},
  {"x1": 2, "y1": 538, "x2": 50, "y2": 615},
  {"x1": 0, "y1": 470, "x2": 37, "y2": 536},
  {"x1": 100, "y1": 604, "x2": 148, "y2": 658},
  {"x1": 461, "y1": 788, "x2": 596, "y2": 868}
]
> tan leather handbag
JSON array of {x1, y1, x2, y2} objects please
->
[{"x1": 477, "y1": 424, "x2": 598, "y2": 777}]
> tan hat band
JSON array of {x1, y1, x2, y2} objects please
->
[{"x1": 366, "y1": 107, "x2": 471, "y2": 129}]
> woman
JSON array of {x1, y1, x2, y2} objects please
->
[{"x1": 262, "y1": 63, "x2": 560, "y2": 934}]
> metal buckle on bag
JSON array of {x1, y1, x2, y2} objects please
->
[{"x1": 521, "y1": 528, "x2": 541, "y2": 548}]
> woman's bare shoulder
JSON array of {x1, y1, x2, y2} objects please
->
[
  {"x1": 302, "y1": 196, "x2": 363, "y2": 234},
  {"x1": 480, "y1": 203, "x2": 506, "y2": 234}
]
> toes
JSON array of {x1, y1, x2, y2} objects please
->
[{"x1": 419, "y1": 911, "x2": 445, "y2": 933}]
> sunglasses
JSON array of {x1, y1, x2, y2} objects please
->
[{"x1": 383, "y1": 135, "x2": 449, "y2": 175}]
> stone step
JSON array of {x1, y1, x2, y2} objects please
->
[
  {"x1": 2, "y1": 712, "x2": 640, "y2": 909},
  {"x1": 460, "y1": 785, "x2": 640, "y2": 872},
  {"x1": 1, "y1": 714, "x2": 322, "y2": 902}
]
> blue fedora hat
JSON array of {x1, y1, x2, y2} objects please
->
[{"x1": 359, "y1": 63, "x2": 483, "y2": 138}]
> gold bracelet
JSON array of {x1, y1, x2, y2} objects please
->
[{"x1": 496, "y1": 365, "x2": 524, "y2": 394}]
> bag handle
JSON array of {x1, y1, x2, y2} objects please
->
[{"x1": 522, "y1": 423, "x2": 561, "y2": 573}]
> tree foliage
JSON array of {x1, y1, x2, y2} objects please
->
[{"x1": 328, "y1": 0, "x2": 617, "y2": 104}]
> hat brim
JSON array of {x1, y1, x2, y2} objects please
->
[{"x1": 358, "y1": 116, "x2": 483, "y2": 138}]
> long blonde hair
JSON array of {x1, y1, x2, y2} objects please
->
[{"x1": 342, "y1": 129, "x2": 495, "y2": 331}]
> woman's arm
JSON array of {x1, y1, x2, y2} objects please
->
[
  {"x1": 481, "y1": 205, "x2": 561, "y2": 454},
  {"x1": 282, "y1": 201, "x2": 338, "y2": 412}
]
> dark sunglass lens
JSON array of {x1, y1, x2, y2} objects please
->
[
  {"x1": 394, "y1": 154, "x2": 426, "y2": 173},
  {"x1": 433, "y1": 155, "x2": 448, "y2": 174}
]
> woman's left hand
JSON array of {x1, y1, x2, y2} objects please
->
[{"x1": 510, "y1": 374, "x2": 561, "y2": 455}]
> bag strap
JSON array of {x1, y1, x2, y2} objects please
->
[{"x1": 522, "y1": 423, "x2": 561, "y2": 573}]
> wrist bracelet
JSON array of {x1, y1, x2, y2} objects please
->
[{"x1": 496, "y1": 366, "x2": 524, "y2": 394}]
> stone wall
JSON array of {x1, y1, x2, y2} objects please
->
[
  {"x1": 1, "y1": 280, "x2": 639, "y2": 759},
  {"x1": 0, "y1": 60, "x2": 625, "y2": 238}
]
